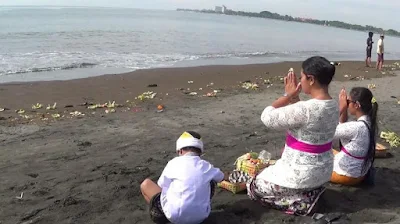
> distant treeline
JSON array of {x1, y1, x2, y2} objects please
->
[{"x1": 177, "y1": 8, "x2": 400, "y2": 37}]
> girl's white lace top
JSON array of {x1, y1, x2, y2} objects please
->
[
  {"x1": 333, "y1": 115, "x2": 371, "y2": 178},
  {"x1": 256, "y1": 99, "x2": 339, "y2": 189}
]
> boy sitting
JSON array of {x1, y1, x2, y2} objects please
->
[{"x1": 140, "y1": 131, "x2": 225, "y2": 224}]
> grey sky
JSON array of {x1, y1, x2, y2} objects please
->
[{"x1": 1, "y1": 0, "x2": 399, "y2": 29}]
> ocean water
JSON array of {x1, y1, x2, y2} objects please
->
[{"x1": 1, "y1": 6, "x2": 400, "y2": 83}]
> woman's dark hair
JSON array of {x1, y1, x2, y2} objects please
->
[
  {"x1": 302, "y1": 56, "x2": 336, "y2": 86},
  {"x1": 369, "y1": 32, "x2": 373, "y2": 37},
  {"x1": 350, "y1": 87, "x2": 378, "y2": 172}
]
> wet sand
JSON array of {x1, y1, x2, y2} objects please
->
[{"x1": 1, "y1": 61, "x2": 400, "y2": 224}]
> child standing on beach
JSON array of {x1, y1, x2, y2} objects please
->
[
  {"x1": 366, "y1": 32, "x2": 374, "y2": 67},
  {"x1": 140, "y1": 131, "x2": 225, "y2": 224}
]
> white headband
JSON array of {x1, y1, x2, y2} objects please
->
[{"x1": 176, "y1": 132, "x2": 204, "y2": 152}]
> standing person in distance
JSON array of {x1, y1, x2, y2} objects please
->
[
  {"x1": 366, "y1": 32, "x2": 374, "y2": 67},
  {"x1": 376, "y1": 34, "x2": 385, "y2": 70}
]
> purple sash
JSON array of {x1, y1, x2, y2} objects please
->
[
  {"x1": 340, "y1": 146, "x2": 366, "y2": 160},
  {"x1": 285, "y1": 133, "x2": 332, "y2": 154}
]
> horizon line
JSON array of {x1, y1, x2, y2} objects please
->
[{"x1": 0, "y1": 5, "x2": 174, "y2": 11}]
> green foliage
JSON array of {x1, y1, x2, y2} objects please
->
[{"x1": 177, "y1": 8, "x2": 400, "y2": 37}]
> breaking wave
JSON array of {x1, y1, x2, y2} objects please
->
[{"x1": 0, "y1": 50, "x2": 365, "y2": 76}]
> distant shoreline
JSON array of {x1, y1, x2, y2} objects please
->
[{"x1": 177, "y1": 8, "x2": 400, "y2": 38}]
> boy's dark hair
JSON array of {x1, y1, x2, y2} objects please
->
[
  {"x1": 368, "y1": 32, "x2": 373, "y2": 37},
  {"x1": 181, "y1": 147, "x2": 202, "y2": 155},
  {"x1": 302, "y1": 56, "x2": 335, "y2": 87},
  {"x1": 180, "y1": 131, "x2": 202, "y2": 155},
  {"x1": 186, "y1": 131, "x2": 201, "y2": 139}
]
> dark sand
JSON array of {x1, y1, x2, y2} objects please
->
[{"x1": 1, "y1": 61, "x2": 400, "y2": 224}]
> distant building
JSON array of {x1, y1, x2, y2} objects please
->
[{"x1": 215, "y1": 6, "x2": 223, "y2": 13}]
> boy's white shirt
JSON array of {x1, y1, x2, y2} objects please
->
[
  {"x1": 158, "y1": 155, "x2": 224, "y2": 224},
  {"x1": 377, "y1": 38, "x2": 384, "y2": 54}
]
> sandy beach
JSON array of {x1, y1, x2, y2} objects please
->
[{"x1": 1, "y1": 60, "x2": 400, "y2": 224}]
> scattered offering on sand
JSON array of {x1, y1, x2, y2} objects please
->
[
  {"x1": 15, "y1": 192, "x2": 24, "y2": 200},
  {"x1": 105, "y1": 109, "x2": 116, "y2": 114},
  {"x1": 241, "y1": 82, "x2": 259, "y2": 90},
  {"x1": 87, "y1": 104, "x2": 102, "y2": 109},
  {"x1": 105, "y1": 101, "x2": 119, "y2": 108},
  {"x1": 136, "y1": 91, "x2": 157, "y2": 101},
  {"x1": 15, "y1": 109, "x2": 25, "y2": 114},
  {"x1": 188, "y1": 81, "x2": 194, "y2": 84},
  {"x1": 205, "y1": 92, "x2": 216, "y2": 97},
  {"x1": 368, "y1": 84, "x2": 376, "y2": 89},
  {"x1": 380, "y1": 131, "x2": 400, "y2": 148},
  {"x1": 188, "y1": 92, "x2": 198, "y2": 96},
  {"x1": 157, "y1": 104, "x2": 164, "y2": 112},
  {"x1": 383, "y1": 62, "x2": 400, "y2": 70},
  {"x1": 51, "y1": 113, "x2": 61, "y2": 118},
  {"x1": 88, "y1": 105, "x2": 98, "y2": 110},
  {"x1": 0, "y1": 108, "x2": 5, "y2": 112},
  {"x1": 46, "y1": 102, "x2": 57, "y2": 110},
  {"x1": 147, "y1": 84, "x2": 158, "y2": 87},
  {"x1": 88, "y1": 101, "x2": 120, "y2": 110},
  {"x1": 70, "y1": 111, "x2": 85, "y2": 117},
  {"x1": 204, "y1": 89, "x2": 220, "y2": 97},
  {"x1": 31, "y1": 103, "x2": 43, "y2": 110},
  {"x1": 20, "y1": 115, "x2": 31, "y2": 119}
]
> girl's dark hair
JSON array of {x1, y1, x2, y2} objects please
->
[
  {"x1": 350, "y1": 87, "x2": 378, "y2": 172},
  {"x1": 302, "y1": 56, "x2": 336, "y2": 86}
]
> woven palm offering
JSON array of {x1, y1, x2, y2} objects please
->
[
  {"x1": 217, "y1": 171, "x2": 250, "y2": 194},
  {"x1": 234, "y1": 152, "x2": 269, "y2": 177}
]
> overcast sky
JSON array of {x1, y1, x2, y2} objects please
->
[{"x1": 1, "y1": 0, "x2": 399, "y2": 30}]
